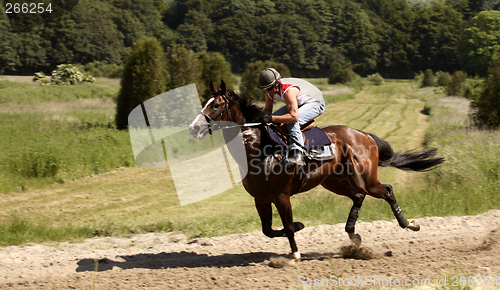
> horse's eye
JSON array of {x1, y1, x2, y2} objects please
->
[{"x1": 213, "y1": 102, "x2": 220, "y2": 109}]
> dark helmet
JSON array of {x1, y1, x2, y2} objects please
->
[{"x1": 258, "y1": 68, "x2": 281, "y2": 90}]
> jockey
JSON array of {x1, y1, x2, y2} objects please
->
[{"x1": 259, "y1": 68, "x2": 325, "y2": 166}]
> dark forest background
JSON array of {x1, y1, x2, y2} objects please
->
[{"x1": 1, "y1": 0, "x2": 500, "y2": 78}]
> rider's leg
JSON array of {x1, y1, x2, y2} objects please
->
[
  {"x1": 273, "y1": 100, "x2": 325, "y2": 164},
  {"x1": 287, "y1": 99, "x2": 326, "y2": 147}
]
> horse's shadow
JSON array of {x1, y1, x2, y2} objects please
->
[{"x1": 76, "y1": 251, "x2": 338, "y2": 272}]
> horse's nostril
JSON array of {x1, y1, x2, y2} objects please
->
[{"x1": 193, "y1": 125, "x2": 200, "y2": 132}]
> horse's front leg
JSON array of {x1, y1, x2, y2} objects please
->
[
  {"x1": 274, "y1": 193, "x2": 302, "y2": 261},
  {"x1": 254, "y1": 198, "x2": 277, "y2": 238},
  {"x1": 254, "y1": 196, "x2": 305, "y2": 238}
]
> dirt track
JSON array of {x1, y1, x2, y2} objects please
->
[{"x1": 1, "y1": 210, "x2": 499, "y2": 289}]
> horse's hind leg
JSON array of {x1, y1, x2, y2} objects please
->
[
  {"x1": 381, "y1": 184, "x2": 420, "y2": 231},
  {"x1": 321, "y1": 177, "x2": 365, "y2": 245},
  {"x1": 366, "y1": 182, "x2": 420, "y2": 231}
]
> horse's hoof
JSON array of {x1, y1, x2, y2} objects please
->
[
  {"x1": 348, "y1": 233, "x2": 362, "y2": 246},
  {"x1": 293, "y1": 251, "x2": 301, "y2": 261},
  {"x1": 294, "y1": 222, "x2": 305, "y2": 232},
  {"x1": 406, "y1": 220, "x2": 420, "y2": 231}
]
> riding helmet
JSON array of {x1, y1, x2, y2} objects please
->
[{"x1": 258, "y1": 68, "x2": 281, "y2": 90}]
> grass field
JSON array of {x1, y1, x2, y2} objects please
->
[{"x1": 1, "y1": 78, "x2": 499, "y2": 246}]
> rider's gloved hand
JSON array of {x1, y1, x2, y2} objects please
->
[{"x1": 263, "y1": 115, "x2": 273, "y2": 124}]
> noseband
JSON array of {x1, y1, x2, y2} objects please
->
[{"x1": 200, "y1": 93, "x2": 233, "y2": 134}]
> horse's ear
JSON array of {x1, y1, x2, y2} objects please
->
[
  {"x1": 209, "y1": 80, "x2": 217, "y2": 93},
  {"x1": 220, "y1": 80, "x2": 227, "y2": 94}
]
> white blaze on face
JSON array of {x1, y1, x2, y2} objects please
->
[{"x1": 189, "y1": 98, "x2": 214, "y2": 139}]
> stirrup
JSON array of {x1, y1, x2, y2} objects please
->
[{"x1": 288, "y1": 149, "x2": 305, "y2": 166}]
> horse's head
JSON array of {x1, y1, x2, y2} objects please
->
[{"x1": 189, "y1": 80, "x2": 233, "y2": 139}]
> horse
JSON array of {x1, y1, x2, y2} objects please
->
[{"x1": 188, "y1": 80, "x2": 444, "y2": 260}]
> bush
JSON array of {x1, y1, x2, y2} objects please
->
[
  {"x1": 437, "y1": 71, "x2": 453, "y2": 87},
  {"x1": 463, "y1": 77, "x2": 484, "y2": 100},
  {"x1": 447, "y1": 71, "x2": 467, "y2": 96},
  {"x1": 328, "y1": 61, "x2": 354, "y2": 84},
  {"x1": 35, "y1": 64, "x2": 95, "y2": 86},
  {"x1": 421, "y1": 69, "x2": 436, "y2": 87},
  {"x1": 240, "y1": 60, "x2": 291, "y2": 101},
  {"x1": 367, "y1": 73, "x2": 384, "y2": 85},
  {"x1": 115, "y1": 37, "x2": 168, "y2": 130},
  {"x1": 471, "y1": 57, "x2": 500, "y2": 128},
  {"x1": 77, "y1": 61, "x2": 123, "y2": 78},
  {"x1": 51, "y1": 64, "x2": 95, "y2": 85},
  {"x1": 413, "y1": 71, "x2": 424, "y2": 87}
]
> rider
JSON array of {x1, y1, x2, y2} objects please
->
[{"x1": 259, "y1": 68, "x2": 325, "y2": 166}]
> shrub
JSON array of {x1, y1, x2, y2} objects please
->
[
  {"x1": 463, "y1": 77, "x2": 484, "y2": 100},
  {"x1": 240, "y1": 60, "x2": 291, "y2": 101},
  {"x1": 77, "y1": 61, "x2": 123, "y2": 78},
  {"x1": 115, "y1": 37, "x2": 168, "y2": 130},
  {"x1": 437, "y1": 71, "x2": 453, "y2": 87},
  {"x1": 471, "y1": 57, "x2": 500, "y2": 128},
  {"x1": 328, "y1": 61, "x2": 354, "y2": 84},
  {"x1": 33, "y1": 72, "x2": 51, "y2": 86},
  {"x1": 447, "y1": 71, "x2": 467, "y2": 96},
  {"x1": 413, "y1": 71, "x2": 424, "y2": 87},
  {"x1": 421, "y1": 69, "x2": 436, "y2": 87},
  {"x1": 367, "y1": 73, "x2": 384, "y2": 85},
  {"x1": 35, "y1": 65, "x2": 95, "y2": 86},
  {"x1": 51, "y1": 64, "x2": 95, "y2": 85}
]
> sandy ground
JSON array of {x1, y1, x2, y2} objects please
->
[{"x1": 1, "y1": 210, "x2": 499, "y2": 289}]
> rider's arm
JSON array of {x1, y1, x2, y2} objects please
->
[
  {"x1": 264, "y1": 93, "x2": 274, "y2": 115},
  {"x1": 271, "y1": 87, "x2": 299, "y2": 124}
]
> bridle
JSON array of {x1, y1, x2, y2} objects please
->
[
  {"x1": 199, "y1": 92, "x2": 234, "y2": 134},
  {"x1": 196, "y1": 91, "x2": 264, "y2": 135}
]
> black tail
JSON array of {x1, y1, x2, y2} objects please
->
[{"x1": 369, "y1": 133, "x2": 445, "y2": 172}]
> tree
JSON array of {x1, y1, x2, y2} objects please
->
[
  {"x1": 412, "y1": 3, "x2": 464, "y2": 73},
  {"x1": 471, "y1": 57, "x2": 500, "y2": 128},
  {"x1": 447, "y1": 71, "x2": 468, "y2": 96},
  {"x1": 0, "y1": 15, "x2": 18, "y2": 74},
  {"x1": 176, "y1": 10, "x2": 213, "y2": 53},
  {"x1": 164, "y1": 44, "x2": 202, "y2": 92},
  {"x1": 115, "y1": 37, "x2": 167, "y2": 130},
  {"x1": 240, "y1": 60, "x2": 291, "y2": 101},
  {"x1": 459, "y1": 11, "x2": 500, "y2": 77},
  {"x1": 198, "y1": 51, "x2": 234, "y2": 99}
]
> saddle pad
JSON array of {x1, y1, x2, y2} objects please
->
[{"x1": 265, "y1": 125, "x2": 331, "y2": 150}]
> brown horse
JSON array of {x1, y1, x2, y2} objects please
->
[{"x1": 188, "y1": 80, "x2": 444, "y2": 260}]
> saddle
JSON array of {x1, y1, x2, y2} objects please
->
[{"x1": 263, "y1": 120, "x2": 336, "y2": 161}]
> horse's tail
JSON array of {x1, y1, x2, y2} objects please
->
[{"x1": 368, "y1": 133, "x2": 445, "y2": 172}]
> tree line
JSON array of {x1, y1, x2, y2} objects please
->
[{"x1": 1, "y1": 0, "x2": 500, "y2": 78}]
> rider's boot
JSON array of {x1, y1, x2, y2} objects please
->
[{"x1": 288, "y1": 149, "x2": 305, "y2": 166}]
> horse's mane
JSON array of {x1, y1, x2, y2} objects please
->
[{"x1": 226, "y1": 90, "x2": 266, "y2": 123}]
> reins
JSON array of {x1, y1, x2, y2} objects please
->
[{"x1": 199, "y1": 92, "x2": 311, "y2": 158}]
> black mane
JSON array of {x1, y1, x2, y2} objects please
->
[{"x1": 226, "y1": 90, "x2": 266, "y2": 123}]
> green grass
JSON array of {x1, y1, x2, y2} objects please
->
[
  {"x1": 1, "y1": 79, "x2": 500, "y2": 246},
  {"x1": 0, "y1": 80, "x2": 134, "y2": 193}
]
